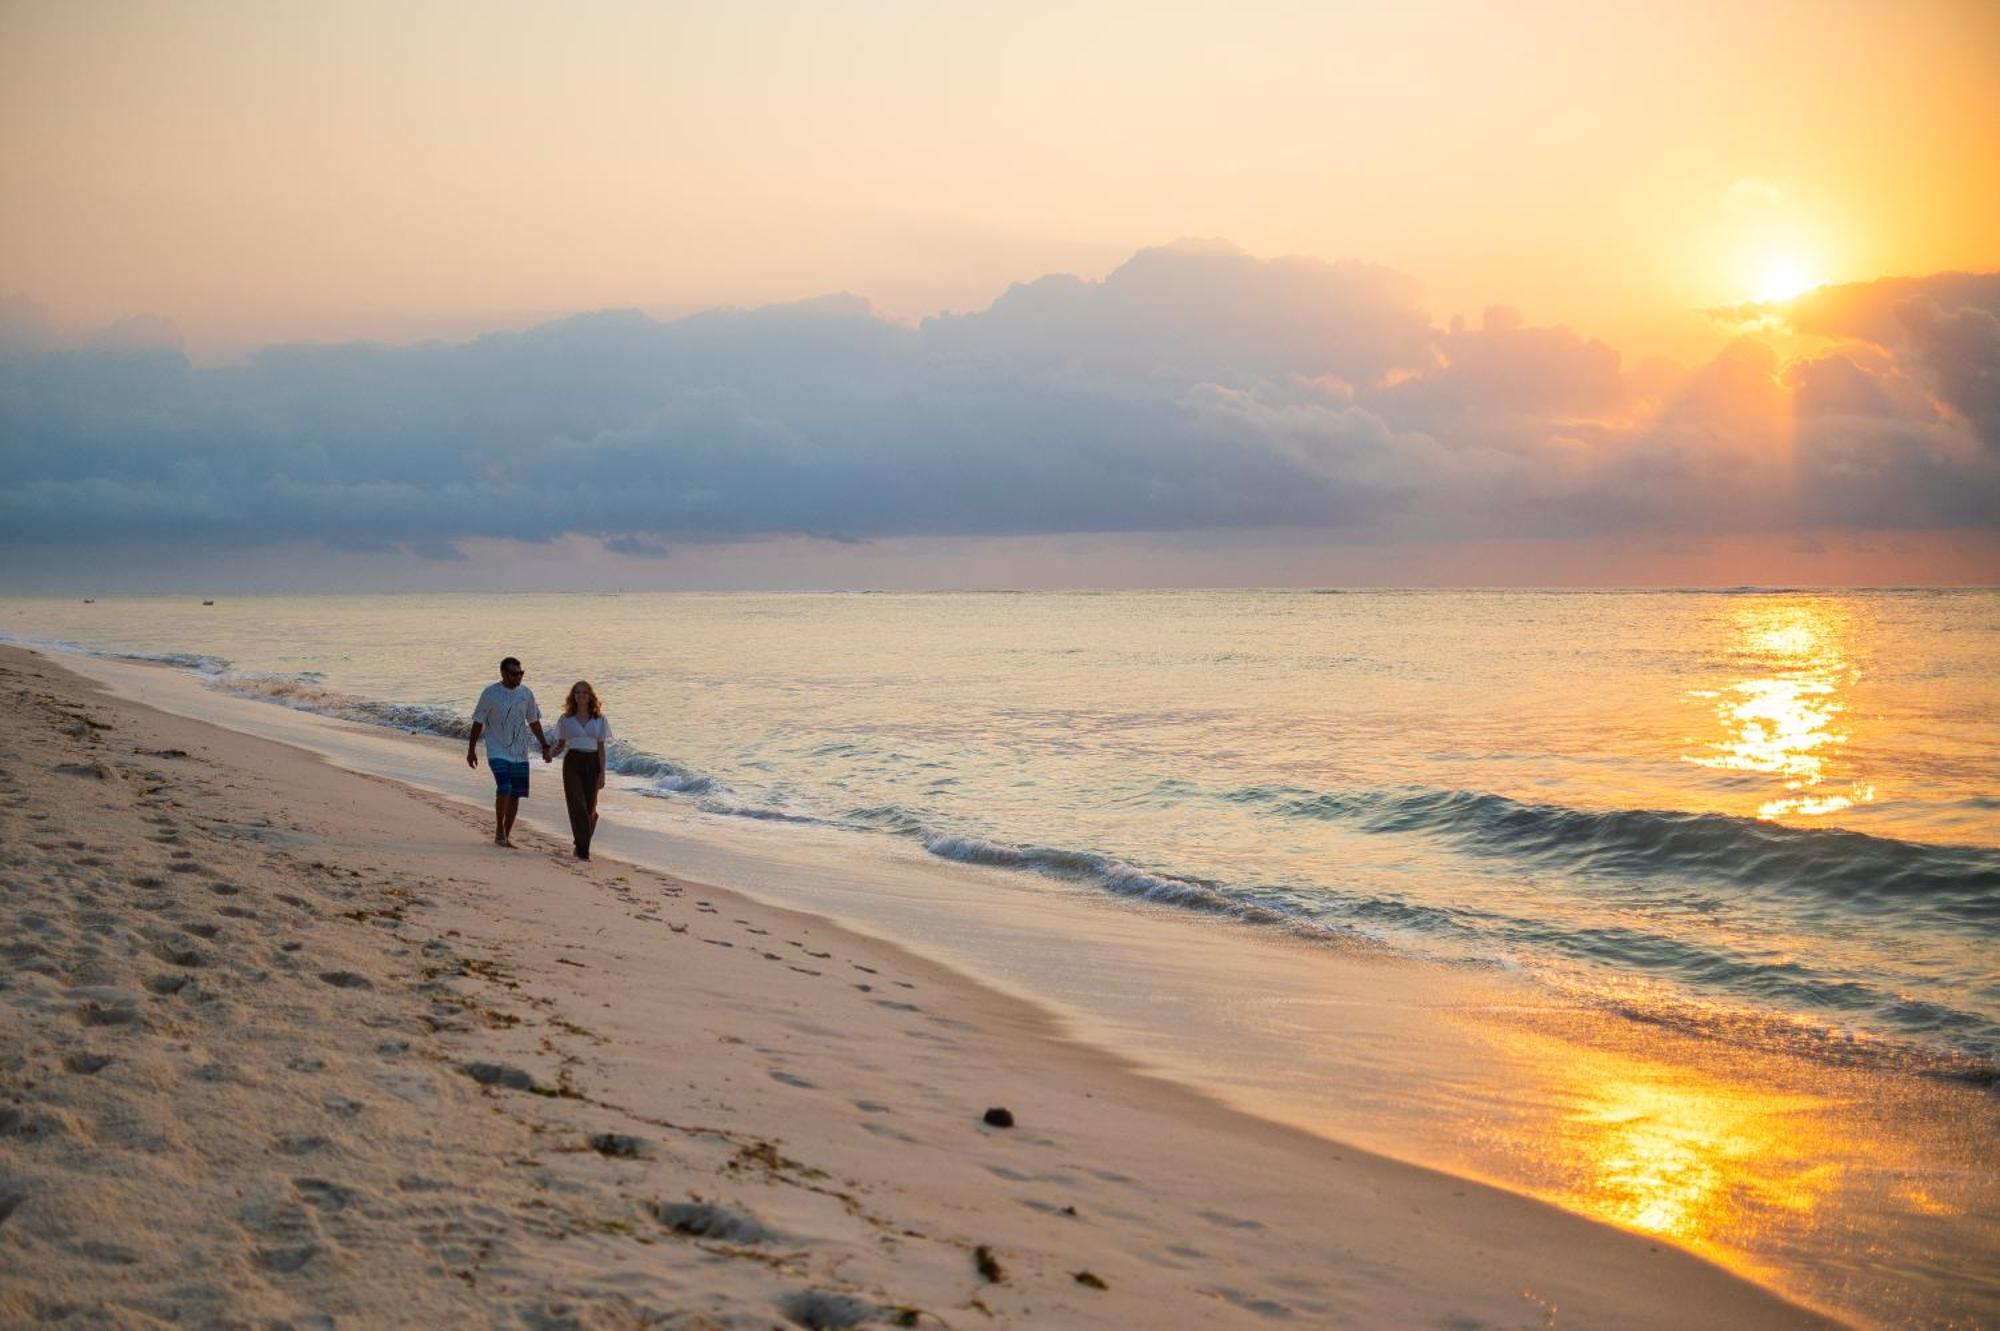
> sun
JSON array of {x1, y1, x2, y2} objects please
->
[{"x1": 1753, "y1": 253, "x2": 1821, "y2": 304}]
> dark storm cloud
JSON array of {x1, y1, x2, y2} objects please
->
[{"x1": 2, "y1": 246, "x2": 1996, "y2": 557}]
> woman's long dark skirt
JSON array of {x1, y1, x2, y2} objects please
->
[{"x1": 562, "y1": 749, "x2": 603, "y2": 859}]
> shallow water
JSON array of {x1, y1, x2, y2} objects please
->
[{"x1": 8, "y1": 588, "x2": 1999, "y2": 1325}]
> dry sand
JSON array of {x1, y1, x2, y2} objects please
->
[{"x1": 0, "y1": 646, "x2": 1837, "y2": 1329}]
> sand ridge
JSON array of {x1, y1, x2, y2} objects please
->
[{"x1": 0, "y1": 647, "x2": 1837, "y2": 1329}]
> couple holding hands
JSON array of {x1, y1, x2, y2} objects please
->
[{"x1": 465, "y1": 655, "x2": 612, "y2": 860}]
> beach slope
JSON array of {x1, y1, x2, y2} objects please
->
[{"x1": 0, "y1": 647, "x2": 1835, "y2": 1329}]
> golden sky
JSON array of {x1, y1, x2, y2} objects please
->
[{"x1": 5, "y1": 0, "x2": 1997, "y2": 362}]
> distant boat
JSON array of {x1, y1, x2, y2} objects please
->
[
  {"x1": 82, "y1": 599, "x2": 94, "y2": 604},
  {"x1": 201, "y1": 599, "x2": 215, "y2": 606}
]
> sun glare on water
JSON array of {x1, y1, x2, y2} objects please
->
[{"x1": 1685, "y1": 602, "x2": 1877, "y2": 822}]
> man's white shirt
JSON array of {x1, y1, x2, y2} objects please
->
[{"x1": 472, "y1": 682, "x2": 541, "y2": 762}]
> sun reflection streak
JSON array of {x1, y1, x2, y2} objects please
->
[
  {"x1": 1479, "y1": 1023, "x2": 1854, "y2": 1282},
  {"x1": 1568, "y1": 1074, "x2": 1833, "y2": 1244},
  {"x1": 1684, "y1": 602, "x2": 1875, "y2": 822}
]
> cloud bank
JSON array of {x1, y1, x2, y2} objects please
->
[{"x1": 2, "y1": 243, "x2": 1996, "y2": 571}]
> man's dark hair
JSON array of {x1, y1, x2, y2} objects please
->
[{"x1": 500, "y1": 656, "x2": 522, "y2": 673}]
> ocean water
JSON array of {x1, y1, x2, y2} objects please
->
[
  {"x1": 12, "y1": 589, "x2": 1996, "y2": 1073},
  {"x1": 7, "y1": 588, "x2": 1999, "y2": 1324}
]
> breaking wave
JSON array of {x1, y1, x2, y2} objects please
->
[{"x1": 1263, "y1": 785, "x2": 2000, "y2": 928}]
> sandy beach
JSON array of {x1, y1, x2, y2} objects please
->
[{"x1": 0, "y1": 645, "x2": 1839, "y2": 1328}]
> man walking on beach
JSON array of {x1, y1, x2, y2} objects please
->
[{"x1": 466, "y1": 656, "x2": 551, "y2": 848}]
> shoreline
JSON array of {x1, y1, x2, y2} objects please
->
[{"x1": 0, "y1": 644, "x2": 1845, "y2": 1326}]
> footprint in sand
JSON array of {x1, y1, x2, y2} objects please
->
[
  {"x1": 776, "y1": 1290, "x2": 878, "y2": 1329},
  {"x1": 769, "y1": 1070, "x2": 817, "y2": 1089},
  {"x1": 317, "y1": 971, "x2": 374, "y2": 990},
  {"x1": 1196, "y1": 1208, "x2": 1267, "y2": 1230},
  {"x1": 293, "y1": 1177, "x2": 360, "y2": 1211},
  {"x1": 1020, "y1": 1198, "x2": 1082, "y2": 1218},
  {"x1": 652, "y1": 1200, "x2": 778, "y2": 1244},
  {"x1": 462, "y1": 1062, "x2": 537, "y2": 1091},
  {"x1": 259, "y1": 1244, "x2": 321, "y2": 1274},
  {"x1": 150, "y1": 941, "x2": 208, "y2": 968},
  {"x1": 273, "y1": 1134, "x2": 332, "y2": 1156},
  {"x1": 1204, "y1": 1287, "x2": 1293, "y2": 1319},
  {"x1": 77, "y1": 1240, "x2": 141, "y2": 1265},
  {"x1": 859, "y1": 1121, "x2": 919, "y2": 1144},
  {"x1": 587, "y1": 1133, "x2": 647, "y2": 1159}
]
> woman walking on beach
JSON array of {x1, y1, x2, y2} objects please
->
[{"x1": 549, "y1": 680, "x2": 611, "y2": 861}]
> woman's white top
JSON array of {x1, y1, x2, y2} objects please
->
[{"x1": 555, "y1": 714, "x2": 612, "y2": 753}]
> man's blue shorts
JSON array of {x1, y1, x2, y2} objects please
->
[{"x1": 489, "y1": 756, "x2": 531, "y2": 798}]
